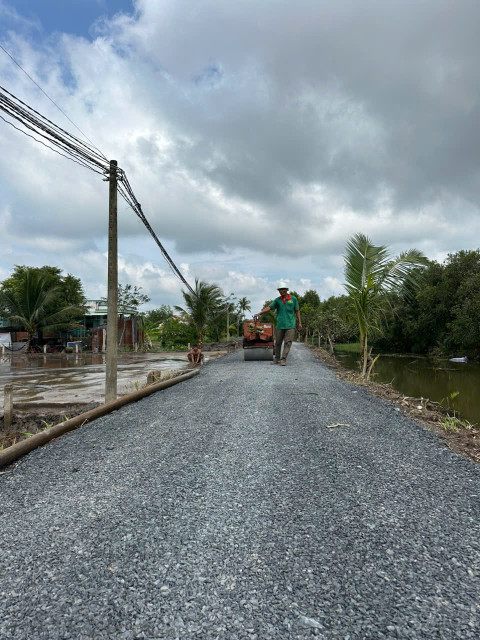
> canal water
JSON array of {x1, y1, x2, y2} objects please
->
[{"x1": 334, "y1": 349, "x2": 480, "y2": 425}]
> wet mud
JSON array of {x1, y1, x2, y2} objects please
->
[
  {"x1": 0, "y1": 351, "x2": 225, "y2": 450},
  {"x1": 0, "y1": 351, "x2": 220, "y2": 410}
]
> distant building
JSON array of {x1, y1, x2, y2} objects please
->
[
  {"x1": 0, "y1": 300, "x2": 144, "y2": 350},
  {"x1": 72, "y1": 299, "x2": 138, "y2": 337},
  {"x1": 76, "y1": 300, "x2": 143, "y2": 350}
]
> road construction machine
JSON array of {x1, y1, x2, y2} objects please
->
[{"x1": 243, "y1": 320, "x2": 274, "y2": 361}]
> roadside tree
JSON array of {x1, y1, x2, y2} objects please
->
[
  {"x1": 144, "y1": 305, "x2": 173, "y2": 326},
  {"x1": 0, "y1": 269, "x2": 85, "y2": 349},
  {"x1": 344, "y1": 233, "x2": 428, "y2": 377},
  {"x1": 158, "y1": 317, "x2": 196, "y2": 349},
  {"x1": 236, "y1": 296, "x2": 251, "y2": 336},
  {"x1": 175, "y1": 280, "x2": 224, "y2": 345}
]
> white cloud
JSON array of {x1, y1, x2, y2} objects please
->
[
  {"x1": 1, "y1": 0, "x2": 479, "y2": 310},
  {"x1": 324, "y1": 277, "x2": 344, "y2": 297}
]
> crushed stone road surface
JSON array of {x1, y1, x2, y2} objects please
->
[{"x1": 1, "y1": 343, "x2": 479, "y2": 639}]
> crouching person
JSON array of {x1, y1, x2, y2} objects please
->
[{"x1": 188, "y1": 345, "x2": 204, "y2": 366}]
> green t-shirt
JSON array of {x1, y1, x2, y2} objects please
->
[{"x1": 270, "y1": 295, "x2": 299, "y2": 330}]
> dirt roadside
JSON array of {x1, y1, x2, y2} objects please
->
[{"x1": 308, "y1": 344, "x2": 480, "y2": 465}]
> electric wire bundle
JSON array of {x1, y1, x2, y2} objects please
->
[{"x1": 0, "y1": 83, "x2": 197, "y2": 299}]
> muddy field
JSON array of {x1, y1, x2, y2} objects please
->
[{"x1": 0, "y1": 349, "x2": 227, "y2": 450}]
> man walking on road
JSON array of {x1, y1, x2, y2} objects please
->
[{"x1": 255, "y1": 283, "x2": 302, "y2": 366}]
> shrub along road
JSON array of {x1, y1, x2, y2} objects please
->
[{"x1": 1, "y1": 343, "x2": 479, "y2": 639}]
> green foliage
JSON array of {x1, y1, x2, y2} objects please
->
[
  {"x1": 299, "y1": 289, "x2": 321, "y2": 308},
  {"x1": 299, "y1": 303, "x2": 317, "y2": 331},
  {"x1": 439, "y1": 391, "x2": 460, "y2": 411},
  {"x1": 343, "y1": 233, "x2": 428, "y2": 375},
  {"x1": 139, "y1": 306, "x2": 173, "y2": 347},
  {"x1": 158, "y1": 317, "x2": 196, "y2": 348},
  {"x1": 0, "y1": 266, "x2": 86, "y2": 334},
  {"x1": 143, "y1": 305, "x2": 173, "y2": 325},
  {"x1": 101, "y1": 283, "x2": 150, "y2": 314},
  {"x1": 175, "y1": 280, "x2": 224, "y2": 344},
  {"x1": 372, "y1": 250, "x2": 480, "y2": 356},
  {"x1": 439, "y1": 411, "x2": 474, "y2": 433},
  {"x1": 1, "y1": 265, "x2": 86, "y2": 308},
  {"x1": 260, "y1": 300, "x2": 276, "y2": 325},
  {"x1": 0, "y1": 269, "x2": 86, "y2": 344},
  {"x1": 236, "y1": 296, "x2": 251, "y2": 336},
  {"x1": 333, "y1": 342, "x2": 362, "y2": 352}
]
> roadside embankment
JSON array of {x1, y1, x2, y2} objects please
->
[
  {"x1": 0, "y1": 368, "x2": 200, "y2": 467},
  {"x1": 0, "y1": 349, "x2": 227, "y2": 450},
  {"x1": 307, "y1": 344, "x2": 480, "y2": 464}
]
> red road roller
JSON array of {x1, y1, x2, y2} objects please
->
[{"x1": 243, "y1": 320, "x2": 274, "y2": 361}]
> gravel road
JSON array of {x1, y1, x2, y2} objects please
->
[{"x1": 1, "y1": 343, "x2": 479, "y2": 639}]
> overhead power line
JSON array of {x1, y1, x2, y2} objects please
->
[
  {"x1": 0, "y1": 83, "x2": 197, "y2": 299},
  {"x1": 0, "y1": 84, "x2": 109, "y2": 172},
  {"x1": 117, "y1": 172, "x2": 197, "y2": 297},
  {"x1": 0, "y1": 42, "x2": 107, "y2": 161},
  {"x1": 0, "y1": 112, "x2": 104, "y2": 174}
]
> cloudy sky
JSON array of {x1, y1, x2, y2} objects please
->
[{"x1": 1, "y1": 0, "x2": 479, "y2": 312}]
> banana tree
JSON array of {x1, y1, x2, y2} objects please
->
[{"x1": 344, "y1": 233, "x2": 428, "y2": 377}]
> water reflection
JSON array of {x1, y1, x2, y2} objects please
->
[
  {"x1": 335, "y1": 350, "x2": 480, "y2": 425},
  {"x1": 0, "y1": 352, "x2": 194, "y2": 408}
]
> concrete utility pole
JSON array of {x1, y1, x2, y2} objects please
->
[
  {"x1": 225, "y1": 293, "x2": 235, "y2": 342},
  {"x1": 105, "y1": 160, "x2": 118, "y2": 403}
]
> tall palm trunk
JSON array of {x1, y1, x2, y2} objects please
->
[{"x1": 360, "y1": 332, "x2": 368, "y2": 377}]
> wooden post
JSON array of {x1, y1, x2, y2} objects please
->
[
  {"x1": 105, "y1": 160, "x2": 118, "y2": 403},
  {"x1": 4, "y1": 384, "x2": 13, "y2": 430}
]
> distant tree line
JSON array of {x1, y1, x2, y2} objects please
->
[
  {"x1": 0, "y1": 265, "x2": 86, "y2": 348},
  {"x1": 296, "y1": 248, "x2": 480, "y2": 360}
]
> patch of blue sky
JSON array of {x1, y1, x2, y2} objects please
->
[
  {"x1": 192, "y1": 64, "x2": 223, "y2": 87},
  {"x1": 58, "y1": 59, "x2": 77, "y2": 91},
  {"x1": 0, "y1": 0, "x2": 134, "y2": 41}
]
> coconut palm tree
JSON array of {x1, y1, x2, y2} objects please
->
[
  {"x1": 175, "y1": 279, "x2": 223, "y2": 345},
  {"x1": 344, "y1": 233, "x2": 428, "y2": 377},
  {"x1": 0, "y1": 269, "x2": 85, "y2": 349},
  {"x1": 236, "y1": 296, "x2": 251, "y2": 336}
]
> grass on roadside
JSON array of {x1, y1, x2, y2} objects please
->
[{"x1": 333, "y1": 343, "x2": 362, "y2": 353}]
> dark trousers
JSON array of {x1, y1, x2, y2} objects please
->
[{"x1": 275, "y1": 328, "x2": 295, "y2": 361}]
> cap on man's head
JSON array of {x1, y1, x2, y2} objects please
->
[{"x1": 277, "y1": 281, "x2": 289, "y2": 290}]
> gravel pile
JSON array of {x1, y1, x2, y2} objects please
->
[{"x1": 1, "y1": 343, "x2": 479, "y2": 639}]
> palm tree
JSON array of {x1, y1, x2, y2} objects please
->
[
  {"x1": 236, "y1": 296, "x2": 251, "y2": 336},
  {"x1": 0, "y1": 270, "x2": 84, "y2": 349},
  {"x1": 175, "y1": 279, "x2": 223, "y2": 345},
  {"x1": 344, "y1": 233, "x2": 428, "y2": 377}
]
